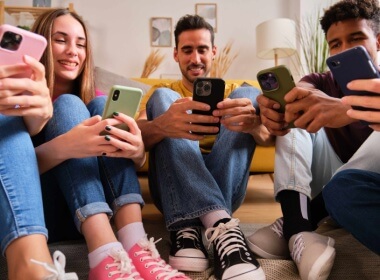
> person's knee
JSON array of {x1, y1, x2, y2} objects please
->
[
  {"x1": 54, "y1": 93, "x2": 82, "y2": 105},
  {"x1": 230, "y1": 86, "x2": 260, "y2": 99},
  {"x1": 323, "y1": 169, "x2": 355, "y2": 214},
  {"x1": 148, "y1": 88, "x2": 180, "y2": 104},
  {"x1": 89, "y1": 95, "x2": 106, "y2": 108},
  {"x1": 229, "y1": 86, "x2": 261, "y2": 112},
  {"x1": 53, "y1": 94, "x2": 87, "y2": 115},
  {"x1": 87, "y1": 95, "x2": 107, "y2": 116},
  {"x1": 52, "y1": 94, "x2": 90, "y2": 124},
  {"x1": 146, "y1": 88, "x2": 181, "y2": 119}
]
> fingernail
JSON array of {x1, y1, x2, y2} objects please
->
[
  {"x1": 102, "y1": 152, "x2": 107, "y2": 156},
  {"x1": 113, "y1": 112, "x2": 119, "y2": 116},
  {"x1": 22, "y1": 55, "x2": 31, "y2": 62},
  {"x1": 105, "y1": 125, "x2": 111, "y2": 131},
  {"x1": 105, "y1": 135, "x2": 111, "y2": 141}
]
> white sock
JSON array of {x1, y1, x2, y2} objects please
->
[
  {"x1": 88, "y1": 242, "x2": 123, "y2": 268},
  {"x1": 200, "y1": 210, "x2": 231, "y2": 229},
  {"x1": 117, "y1": 221, "x2": 146, "y2": 251}
]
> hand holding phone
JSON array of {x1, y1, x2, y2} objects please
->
[
  {"x1": 327, "y1": 46, "x2": 380, "y2": 124},
  {"x1": 0, "y1": 24, "x2": 47, "y2": 78},
  {"x1": 192, "y1": 77, "x2": 225, "y2": 135},
  {"x1": 101, "y1": 85, "x2": 143, "y2": 134},
  {"x1": 0, "y1": 25, "x2": 50, "y2": 124},
  {"x1": 257, "y1": 65, "x2": 296, "y2": 128},
  {"x1": 327, "y1": 45, "x2": 380, "y2": 103}
]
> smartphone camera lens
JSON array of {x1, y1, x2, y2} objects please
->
[
  {"x1": 112, "y1": 90, "x2": 120, "y2": 101},
  {"x1": 195, "y1": 80, "x2": 212, "y2": 96},
  {"x1": 0, "y1": 31, "x2": 23, "y2": 51},
  {"x1": 259, "y1": 72, "x2": 279, "y2": 91},
  {"x1": 203, "y1": 83, "x2": 211, "y2": 92},
  {"x1": 331, "y1": 60, "x2": 340, "y2": 67}
]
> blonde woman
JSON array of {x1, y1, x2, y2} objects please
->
[{"x1": 31, "y1": 9, "x2": 189, "y2": 280}]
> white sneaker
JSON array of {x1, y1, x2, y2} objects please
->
[
  {"x1": 31, "y1": 250, "x2": 78, "y2": 280},
  {"x1": 247, "y1": 217, "x2": 290, "y2": 259},
  {"x1": 289, "y1": 232, "x2": 335, "y2": 280}
]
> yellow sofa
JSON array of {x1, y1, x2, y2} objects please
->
[{"x1": 133, "y1": 78, "x2": 275, "y2": 174}]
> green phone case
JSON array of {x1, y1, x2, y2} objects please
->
[
  {"x1": 101, "y1": 85, "x2": 143, "y2": 133},
  {"x1": 257, "y1": 65, "x2": 296, "y2": 128}
]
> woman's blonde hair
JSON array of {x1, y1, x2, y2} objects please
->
[{"x1": 31, "y1": 8, "x2": 95, "y2": 104}]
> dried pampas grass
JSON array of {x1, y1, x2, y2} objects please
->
[
  {"x1": 210, "y1": 40, "x2": 238, "y2": 78},
  {"x1": 141, "y1": 49, "x2": 166, "y2": 78}
]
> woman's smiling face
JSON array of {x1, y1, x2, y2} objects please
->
[{"x1": 51, "y1": 14, "x2": 86, "y2": 84}]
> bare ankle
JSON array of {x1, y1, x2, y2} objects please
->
[{"x1": 6, "y1": 235, "x2": 52, "y2": 280}]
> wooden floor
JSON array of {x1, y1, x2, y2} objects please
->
[{"x1": 139, "y1": 173, "x2": 281, "y2": 225}]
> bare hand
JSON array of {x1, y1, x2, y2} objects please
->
[
  {"x1": 256, "y1": 94, "x2": 289, "y2": 136},
  {"x1": 60, "y1": 116, "x2": 119, "y2": 159},
  {"x1": 343, "y1": 79, "x2": 380, "y2": 130},
  {"x1": 214, "y1": 97, "x2": 259, "y2": 133},
  {"x1": 284, "y1": 86, "x2": 351, "y2": 132},
  {"x1": 154, "y1": 97, "x2": 220, "y2": 139},
  {"x1": 100, "y1": 112, "x2": 146, "y2": 167},
  {"x1": 0, "y1": 56, "x2": 52, "y2": 136}
]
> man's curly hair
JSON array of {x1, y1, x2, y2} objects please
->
[{"x1": 320, "y1": 0, "x2": 380, "y2": 36}]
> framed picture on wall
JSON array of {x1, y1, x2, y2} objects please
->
[
  {"x1": 195, "y1": 3, "x2": 217, "y2": 32},
  {"x1": 33, "y1": 0, "x2": 51, "y2": 7},
  {"x1": 150, "y1": 17, "x2": 172, "y2": 47}
]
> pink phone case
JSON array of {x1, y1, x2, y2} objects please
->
[{"x1": 0, "y1": 24, "x2": 47, "y2": 71}]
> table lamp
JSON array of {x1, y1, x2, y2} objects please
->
[{"x1": 256, "y1": 18, "x2": 297, "y2": 66}]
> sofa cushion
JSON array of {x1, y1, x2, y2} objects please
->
[{"x1": 94, "y1": 67, "x2": 151, "y2": 95}]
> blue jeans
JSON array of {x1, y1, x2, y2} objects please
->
[
  {"x1": 323, "y1": 169, "x2": 380, "y2": 255},
  {"x1": 146, "y1": 87, "x2": 259, "y2": 230},
  {"x1": 37, "y1": 94, "x2": 143, "y2": 240},
  {"x1": 0, "y1": 115, "x2": 47, "y2": 256}
]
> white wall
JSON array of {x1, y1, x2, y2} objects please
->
[{"x1": 3, "y1": 0, "x2": 335, "y2": 81}]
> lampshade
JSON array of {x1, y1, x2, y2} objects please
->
[{"x1": 256, "y1": 18, "x2": 297, "y2": 66}]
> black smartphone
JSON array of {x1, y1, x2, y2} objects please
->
[
  {"x1": 327, "y1": 45, "x2": 380, "y2": 105},
  {"x1": 257, "y1": 65, "x2": 296, "y2": 128},
  {"x1": 192, "y1": 77, "x2": 225, "y2": 135}
]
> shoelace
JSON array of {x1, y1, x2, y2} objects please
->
[
  {"x1": 290, "y1": 234, "x2": 305, "y2": 264},
  {"x1": 271, "y1": 218, "x2": 284, "y2": 238},
  {"x1": 31, "y1": 250, "x2": 78, "y2": 280},
  {"x1": 107, "y1": 248, "x2": 141, "y2": 280},
  {"x1": 205, "y1": 218, "x2": 247, "y2": 261},
  {"x1": 177, "y1": 227, "x2": 201, "y2": 243},
  {"x1": 136, "y1": 236, "x2": 187, "y2": 280}
]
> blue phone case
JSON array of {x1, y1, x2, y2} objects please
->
[
  {"x1": 327, "y1": 45, "x2": 380, "y2": 97},
  {"x1": 327, "y1": 46, "x2": 380, "y2": 124}
]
